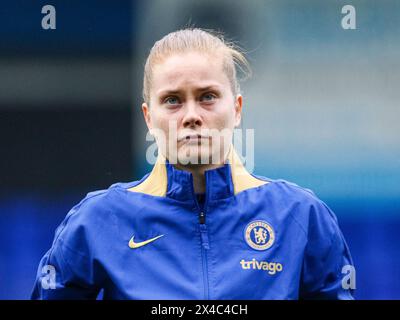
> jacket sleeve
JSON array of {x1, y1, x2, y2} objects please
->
[
  {"x1": 299, "y1": 199, "x2": 355, "y2": 300},
  {"x1": 31, "y1": 203, "x2": 102, "y2": 300}
]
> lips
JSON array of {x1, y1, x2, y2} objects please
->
[
  {"x1": 178, "y1": 135, "x2": 211, "y2": 147},
  {"x1": 178, "y1": 134, "x2": 209, "y2": 142}
]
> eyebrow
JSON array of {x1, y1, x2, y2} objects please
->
[{"x1": 157, "y1": 85, "x2": 222, "y2": 97}]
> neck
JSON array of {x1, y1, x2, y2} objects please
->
[
  {"x1": 172, "y1": 162, "x2": 224, "y2": 194},
  {"x1": 165, "y1": 144, "x2": 233, "y2": 194}
]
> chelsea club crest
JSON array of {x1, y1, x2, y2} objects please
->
[{"x1": 244, "y1": 220, "x2": 275, "y2": 251}]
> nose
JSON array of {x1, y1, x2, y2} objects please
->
[{"x1": 182, "y1": 101, "x2": 203, "y2": 128}]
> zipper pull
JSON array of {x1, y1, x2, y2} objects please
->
[
  {"x1": 200, "y1": 223, "x2": 210, "y2": 250},
  {"x1": 199, "y1": 211, "x2": 205, "y2": 224}
]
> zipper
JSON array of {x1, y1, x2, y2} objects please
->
[
  {"x1": 190, "y1": 177, "x2": 210, "y2": 300},
  {"x1": 199, "y1": 212, "x2": 210, "y2": 300}
]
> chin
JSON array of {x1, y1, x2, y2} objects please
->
[{"x1": 177, "y1": 145, "x2": 214, "y2": 165}]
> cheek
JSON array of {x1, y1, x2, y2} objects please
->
[
  {"x1": 155, "y1": 117, "x2": 169, "y2": 131},
  {"x1": 151, "y1": 109, "x2": 171, "y2": 129},
  {"x1": 212, "y1": 105, "x2": 236, "y2": 130},
  {"x1": 151, "y1": 112, "x2": 181, "y2": 139}
]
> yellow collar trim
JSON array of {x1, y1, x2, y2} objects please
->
[
  {"x1": 127, "y1": 153, "x2": 168, "y2": 197},
  {"x1": 127, "y1": 146, "x2": 268, "y2": 196},
  {"x1": 226, "y1": 145, "x2": 269, "y2": 195}
]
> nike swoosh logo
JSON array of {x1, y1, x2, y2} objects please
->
[{"x1": 128, "y1": 234, "x2": 164, "y2": 249}]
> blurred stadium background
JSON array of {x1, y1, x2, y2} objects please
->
[{"x1": 0, "y1": 0, "x2": 399, "y2": 299}]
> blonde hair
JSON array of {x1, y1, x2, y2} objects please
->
[{"x1": 143, "y1": 28, "x2": 252, "y2": 105}]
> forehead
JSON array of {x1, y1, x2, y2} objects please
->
[{"x1": 151, "y1": 51, "x2": 230, "y2": 95}]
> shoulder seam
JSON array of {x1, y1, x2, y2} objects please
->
[{"x1": 275, "y1": 179, "x2": 317, "y2": 198}]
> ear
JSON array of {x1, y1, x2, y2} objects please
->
[
  {"x1": 142, "y1": 102, "x2": 153, "y2": 134},
  {"x1": 234, "y1": 94, "x2": 243, "y2": 127}
]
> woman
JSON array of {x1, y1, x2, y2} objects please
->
[{"x1": 32, "y1": 28, "x2": 355, "y2": 299}]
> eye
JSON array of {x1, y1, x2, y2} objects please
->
[
  {"x1": 164, "y1": 96, "x2": 180, "y2": 105},
  {"x1": 200, "y1": 93, "x2": 217, "y2": 102}
]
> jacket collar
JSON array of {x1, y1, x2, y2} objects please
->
[{"x1": 127, "y1": 145, "x2": 268, "y2": 201}]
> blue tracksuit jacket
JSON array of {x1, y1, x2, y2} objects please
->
[{"x1": 31, "y1": 147, "x2": 355, "y2": 299}]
